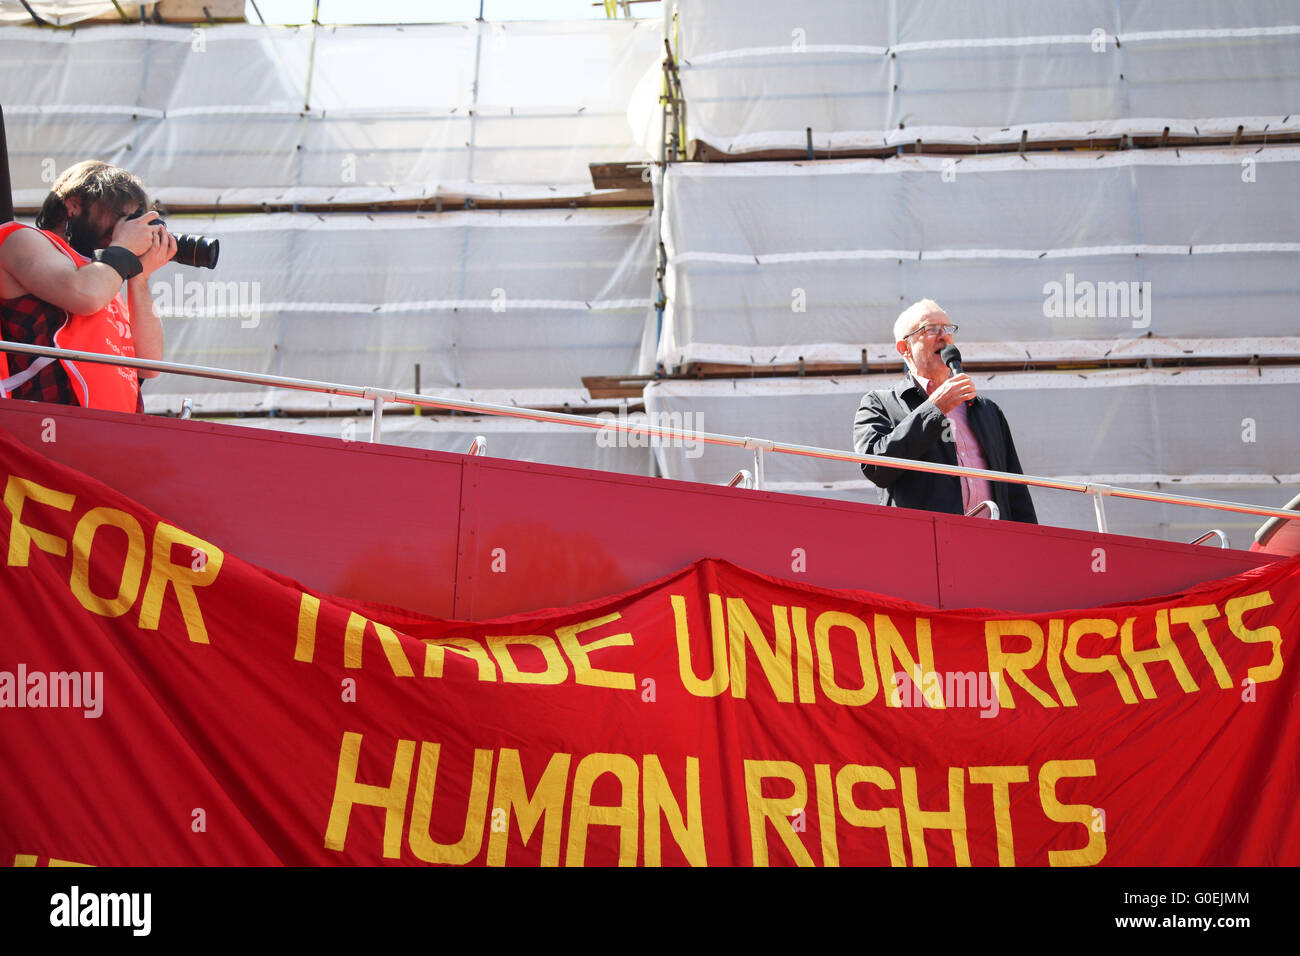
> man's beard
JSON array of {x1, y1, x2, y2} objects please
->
[{"x1": 64, "y1": 208, "x2": 102, "y2": 257}]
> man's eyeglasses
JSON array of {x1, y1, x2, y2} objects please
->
[{"x1": 903, "y1": 323, "x2": 958, "y2": 340}]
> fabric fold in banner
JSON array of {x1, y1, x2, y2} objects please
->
[{"x1": 0, "y1": 426, "x2": 1296, "y2": 866}]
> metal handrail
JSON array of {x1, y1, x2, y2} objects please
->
[
  {"x1": 964, "y1": 499, "x2": 1000, "y2": 520},
  {"x1": 3, "y1": 340, "x2": 1299, "y2": 531},
  {"x1": 1189, "y1": 529, "x2": 1230, "y2": 549}
]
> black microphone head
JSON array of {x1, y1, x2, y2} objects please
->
[{"x1": 940, "y1": 344, "x2": 963, "y2": 372}]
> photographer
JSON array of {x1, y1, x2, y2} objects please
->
[{"x1": 0, "y1": 160, "x2": 175, "y2": 413}]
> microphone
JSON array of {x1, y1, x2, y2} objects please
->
[{"x1": 940, "y1": 344, "x2": 974, "y2": 407}]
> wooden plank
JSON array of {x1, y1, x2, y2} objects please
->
[
  {"x1": 582, "y1": 374, "x2": 657, "y2": 399},
  {"x1": 689, "y1": 131, "x2": 1300, "y2": 163},
  {"x1": 11, "y1": 187, "x2": 654, "y2": 217},
  {"x1": 589, "y1": 162, "x2": 654, "y2": 190},
  {"x1": 89, "y1": 0, "x2": 245, "y2": 23}
]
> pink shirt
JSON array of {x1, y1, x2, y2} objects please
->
[{"x1": 914, "y1": 373, "x2": 995, "y2": 516}]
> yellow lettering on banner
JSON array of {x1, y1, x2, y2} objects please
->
[
  {"x1": 875, "y1": 614, "x2": 942, "y2": 709},
  {"x1": 642, "y1": 755, "x2": 706, "y2": 867},
  {"x1": 671, "y1": 593, "x2": 729, "y2": 697},
  {"x1": 295, "y1": 593, "x2": 320, "y2": 662},
  {"x1": 1039, "y1": 759, "x2": 1105, "y2": 867},
  {"x1": 836, "y1": 765, "x2": 906, "y2": 867},
  {"x1": 743, "y1": 760, "x2": 813, "y2": 867},
  {"x1": 343, "y1": 613, "x2": 365, "y2": 668},
  {"x1": 487, "y1": 748, "x2": 571, "y2": 867},
  {"x1": 1044, "y1": 619, "x2": 1078, "y2": 706},
  {"x1": 814, "y1": 611, "x2": 878, "y2": 707},
  {"x1": 567, "y1": 753, "x2": 639, "y2": 866},
  {"x1": 4, "y1": 475, "x2": 74, "y2": 566},
  {"x1": 985, "y1": 621, "x2": 1056, "y2": 709},
  {"x1": 814, "y1": 763, "x2": 838, "y2": 866},
  {"x1": 969, "y1": 765, "x2": 1030, "y2": 867},
  {"x1": 488, "y1": 634, "x2": 568, "y2": 685},
  {"x1": 1170, "y1": 605, "x2": 1231, "y2": 689},
  {"x1": 343, "y1": 613, "x2": 415, "y2": 677},
  {"x1": 408, "y1": 744, "x2": 493, "y2": 865},
  {"x1": 324, "y1": 731, "x2": 415, "y2": 859},
  {"x1": 422, "y1": 637, "x2": 498, "y2": 682},
  {"x1": 727, "y1": 597, "x2": 793, "y2": 702},
  {"x1": 788, "y1": 606, "x2": 816, "y2": 704},
  {"x1": 1225, "y1": 591, "x2": 1283, "y2": 683},
  {"x1": 69, "y1": 507, "x2": 145, "y2": 618},
  {"x1": 900, "y1": 767, "x2": 970, "y2": 867},
  {"x1": 12, "y1": 854, "x2": 92, "y2": 867},
  {"x1": 138, "y1": 523, "x2": 224, "y2": 644},
  {"x1": 1065, "y1": 619, "x2": 1138, "y2": 704},
  {"x1": 1122, "y1": 609, "x2": 1197, "y2": 698},
  {"x1": 555, "y1": 613, "x2": 635, "y2": 690}
]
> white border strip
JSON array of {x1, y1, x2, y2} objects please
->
[
  {"x1": 684, "y1": 25, "x2": 1300, "y2": 64},
  {"x1": 141, "y1": 209, "x2": 655, "y2": 232},
  {"x1": 160, "y1": 298, "x2": 652, "y2": 316},
  {"x1": 671, "y1": 338, "x2": 1300, "y2": 368},
  {"x1": 688, "y1": 43, "x2": 888, "y2": 64},
  {"x1": 670, "y1": 243, "x2": 1300, "y2": 267},
  {"x1": 3, "y1": 104, "x2": 166, "y2": 119},
  {"x1": 644, "y1": 366, "x2": 1300, "y2": 397}
]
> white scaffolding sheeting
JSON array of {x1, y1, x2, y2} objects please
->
[
  {"x1": 670, "y1": 0, "x2": 1300, "y2": 154},
  {"x1": 121, "y1": 209, "x2": 656, "y2": 414},
  {"x1": 655, "y1": 150, "x2": 1300, "y2": 369},
  {"x1": 0, "y1": 20, "x2": 660, "y2": 203},
  {"x1": 212, "y1": 414, "x2": 656, "y2": 477},
  {"x1": 642, "y1": 369, "x2": 1300, "y2": 542},
  {"x1": 0, "y1": 1, "x2": 119, "y2": 25}
]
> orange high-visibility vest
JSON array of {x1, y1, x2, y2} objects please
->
[{"x1": 0, "y1": 221, "x2": 140, "y2": 413}]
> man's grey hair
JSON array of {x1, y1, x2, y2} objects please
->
[{"x1": 893, "y1": 299, "x2": 948, "y2": 343}]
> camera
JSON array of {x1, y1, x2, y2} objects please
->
[{"x1": 128, "y1": 209, "x2": 220, "y2": 270}]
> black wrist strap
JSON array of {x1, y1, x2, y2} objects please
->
[{"x1": 92, "y1": 246, "x2": 143, "y2": 281}]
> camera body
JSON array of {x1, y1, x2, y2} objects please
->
[{"x1": 129, "y1": 209, "x2": 220, "y2": 270}]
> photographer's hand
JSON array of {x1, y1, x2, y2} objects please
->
[
  {"x1": 109, "y1": 214, "x2": 163, "y2": 258},
  {"x1": 137, "y1": 226, "x2": 177, "y2": 279}
]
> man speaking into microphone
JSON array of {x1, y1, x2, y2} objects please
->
[{"x1": 851, "y1": 299, "x2": 1038, "y2": 522}]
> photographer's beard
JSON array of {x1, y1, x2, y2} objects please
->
[{"x1": 64, "y1": 205, "x2": 105, "y2": 258}]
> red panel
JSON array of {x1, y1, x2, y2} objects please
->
[
  {"x1": 0, "y1": 403, "x2": 464, "y2": 616},
  {"x1": 464, "y1": 458, "x2": 942, "y2": 618},
  {"x1": 934, "y1": 512, "x2": 1274, "y2": 612},
  {"x1": 0, "y1": 400, "x2": 1278, "y2": 621}
]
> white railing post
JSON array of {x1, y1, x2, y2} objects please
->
[
  {"x1": 363, "y1": 388, "x2": 395, "y2": 444},
  {"x1": 743, "y1": 437, "x2": 774, "y2": 491},
  {"x1": 1086, "y1": 483, "x2": 1113, "y2": 534}
]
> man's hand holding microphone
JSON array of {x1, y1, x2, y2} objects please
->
[{"x1": 927, "y1": 344, "x2": 977, "y2": 414}]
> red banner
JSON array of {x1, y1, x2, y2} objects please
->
[{"x1": 1, "y1": 427, "x2": 1297, "y2": 866}]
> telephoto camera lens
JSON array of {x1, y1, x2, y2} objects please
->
[{"x1": 173, "y1": 233, "x2": 220, "y2": 270}]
